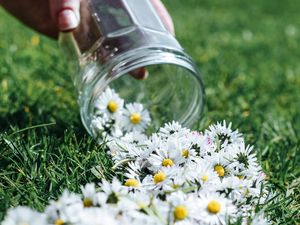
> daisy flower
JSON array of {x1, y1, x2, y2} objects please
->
[
  {"x1": 167, "y1": 191, "x2": 199, "y2": 223},
  {"x1": 150, "y1": 197, "x2": 171, "y2": 223},
  {"x1": 217, "y1": 176, "x2": 248, "y2": 204},
  {"x1": 76, "y1": 207, "x2": 119, "y2": 225},
  {"x1": 187, "y1": 160, "x2": 220, "y2": 189},
  {"x1": 108, "y1": 139, "x2": 147, "y2": 163},
  {"x1": 160, "y1": 166, "x2": 193, "y2": 192},
  {"x1": 195, "y1": 192, "x2": 237, "y2": 225},
  {"x1": 45, "y1": 190, "x2": 83, "y2": 225},
  {"x1": 81, "y1": 183, "x2": 98, "y2": 207},
  {"x1": 184, "y1": 131, "x2": 208, "y2": 155},
  {"x1": 121, "y1": 131, "x2": 148, "y2": 145},
  {"x1": 148, "y1": 138, "x2": 186, "y2": 172},
  {"x1": 170, "y1": 132, "x2": 199, "y2": 162},
  {"x1": 250, "y1": 212, "x2": 269, "y2": 225},
  {"x1": 129, "y1": 191, "x2": 152, "y2": 209},
  {"x1": 204, "y1": 151, "x2": 231, "y2": 178},
  {"x1": 142, "y1": 167, "x2": 177, "y2": 190},
  {"x1": 124, "y1": 208, "x2": 164, "y2": 225},
  {"x1": 125, "y1": 160, "x2": 142, "y2": 175},
  {"x1": 91, "y1": 116, "x2": 123, "y2": 140},
  {"x1": 205, "y1": 121, "x2": 244, "y2": 150},
  {"x1": 113, "y1": 195, "x2": 141, "y2": 216},
  {"x1": 123, "y1": 177, "x2": 142, "y2": 190},
  {"x1": 122, "y1": 103, "x2": 151, "y2": 132},
  {"x1": 158, "y1": 121, "x2": 190, "y2": 139},
  {"x1": 145, "y1": 133, "x2": 164, "y2": 154},
  {"x1": 226, "y1": 143, "x2": 260, "y2": 179},
  {"x1": 168, "y1": 174, "x2": 187, "y2": 191},
  {"x1": 106, "y1": 139, "x2": 127, "y2": 160},
  {"x1": 101, "y1": 177, "x2": 127, "y2": 204},
  {"x1": 2, "y1": 206, "x2": 46, "y2": 225},
  {"x1": 94, "y1": 87, "x2": 124, "y2": 118}
]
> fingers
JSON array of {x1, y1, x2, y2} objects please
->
[
  {"x1": 130, "y1": 1, "x2": 174, "y2": 79},
  {"x1": 129, "y1": 0, "x2": 174, "y2": 80},
  {"x1": 49, "y1": 0, "x2": 80, "y2": 31},
  {"x1": 49, "y1": 0, "x2": 173, "y2": 79},
  {"x1": 130, "y1": 68, "x2": 149, "y2": 80},
  {"x1": 151, "y1": 0, "x2": 175, "y2": 35},
  {"x1": 49, "y1": 0, "x2": 172, "y2": 34}
]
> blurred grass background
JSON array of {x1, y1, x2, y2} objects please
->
[{"x1": 0, "y1": 0, "x2": 299, "y2": 224}]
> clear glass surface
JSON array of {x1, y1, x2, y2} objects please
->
[{"x1": 59, "y1": 0, "x2": 205, "y2": 137}]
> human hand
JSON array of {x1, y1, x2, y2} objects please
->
[
  {"x1": 0, "y1": 0, "x2": 174, "y2": 79},
  {"x1": 0, "y1": 0, "x2": 174, "y2": 39}
]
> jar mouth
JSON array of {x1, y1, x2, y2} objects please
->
[{"x1": 79, "y1": 46, "x2": 205, "y2": 136}]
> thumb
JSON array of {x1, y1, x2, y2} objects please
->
[
  {"x1": 151, "y1": 0, "x2": 175, "y2": 35},
  {"x1": 50, "y1": 0, "x2": 80, "y2": 31}
]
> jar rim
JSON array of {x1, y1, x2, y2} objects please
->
[{"x1": 79, "y1": 46, "x2": 205, "y2": 136}]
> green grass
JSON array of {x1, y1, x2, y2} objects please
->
[{"x1": 0, "y1": 0, "x2": 299, "y2": 224}]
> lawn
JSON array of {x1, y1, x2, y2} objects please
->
[{"x1": 0, "y1": 0, "x2": 299, "y2": 224}]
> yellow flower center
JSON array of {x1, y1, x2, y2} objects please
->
[
  {"x1": 130, "y1": 113, "x2": 141, "y2": 124},
  {"x1": 172, "y1": 184, "x2": 180, "y2": 189},
  {"x1": 107, "y1": 100, "x2": 118, "y2": 113},
  {"x1": 54, "y1": 219, "x2": 64, "y2": 225},
  {"x1": 24, "y1": 106, "x2": 30, "y2": 113},
  {"x1": 31, "y1": 36, "x2": 40, "y2": 46},
  {"x1": 125, "y1": 178, "x2": 139, "y2": 187},
  {"x1": 138, "y1": 202, "x2": 147, "y2": 209},
  {"x1": 214, "y1": 165, "x2": 225, "y2": 177},
  {"x1": 83, "y1": 198, "x2": 93, "y2": 207},
  {"x1": 201, "y1": 175, "x2": 209, "y2": 182},
  {"x1": 174, "y1": 205, "x2": 188, "y2": 220},
  {"x1": 207, "y1": 200, "x2": 221, "y2": 214},
  {"x1": 182, "y1": 149, "x2": 189, "y2": 158},
  {"x1": 237, "y1": 175, "x2": 244, "y2": 180},
  {"x1": 153, "y1": 171, "x2": 166, "y2": 184},
  {"x1": 162, "y1": 158, "x2": 174, "y2": 167}
]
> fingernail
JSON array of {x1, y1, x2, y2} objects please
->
[
  {"x1": 130, "y1": 68, "x2": 149, "y2": 80},
  {"x1": 58, "y1": 9, "x2": 79, "y2": 31}
]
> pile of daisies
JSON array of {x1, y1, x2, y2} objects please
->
[{"x1": 2, "y1": 88, "x2": 269, "y2": 225}]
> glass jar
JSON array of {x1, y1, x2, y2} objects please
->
[{"x1": 59, "y1": 0, "x2": 205, "y2": 137}]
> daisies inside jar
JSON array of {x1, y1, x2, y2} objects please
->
[{"x1": 59, "y1": 0, "x2": 204, "y2": 137}]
